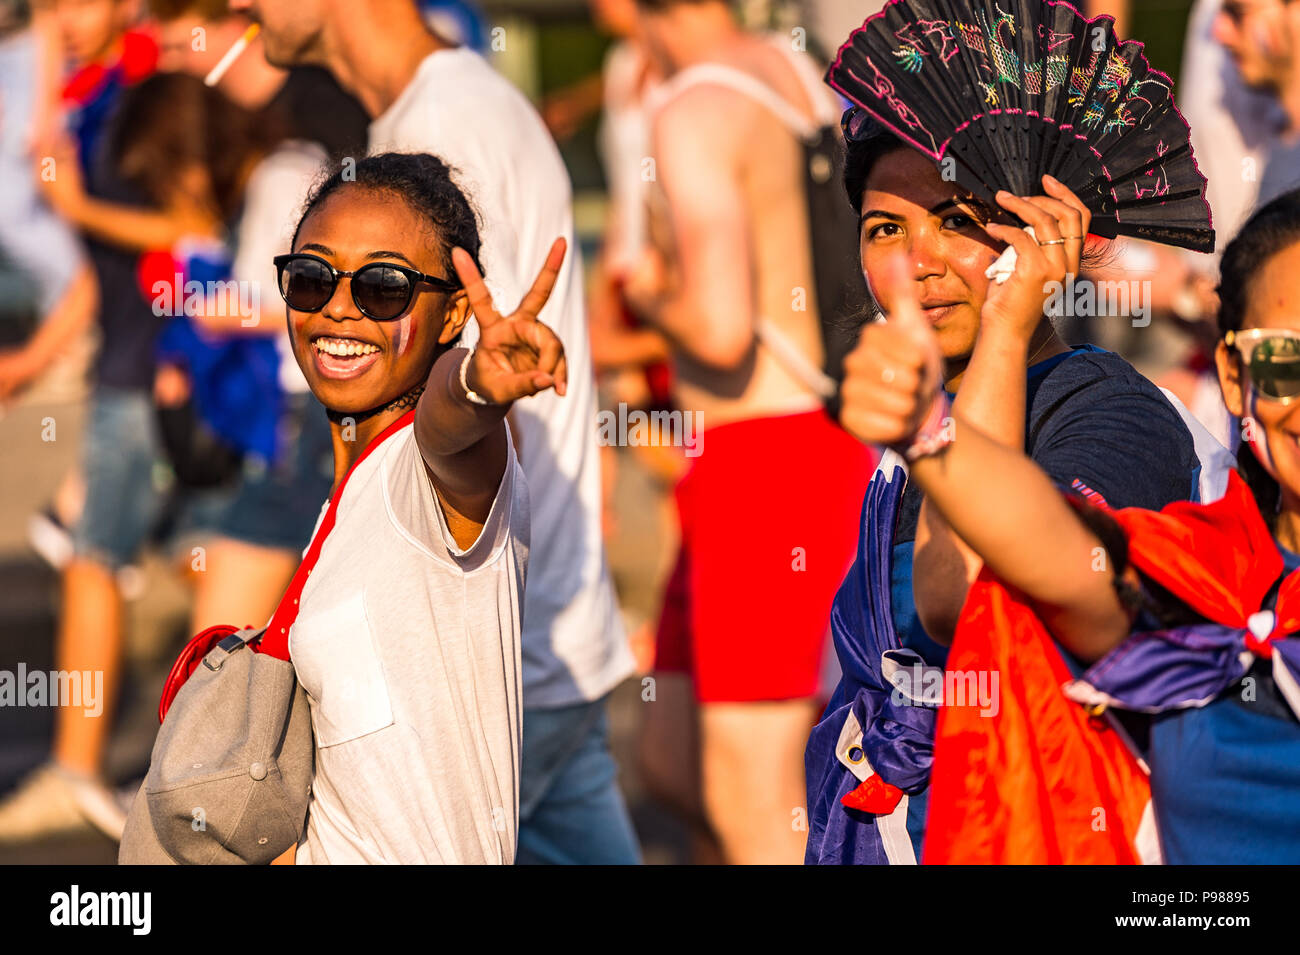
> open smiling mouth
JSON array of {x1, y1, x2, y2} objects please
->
[{"x1": 310, "y1": 334, "x2": 383, "y2": 380}]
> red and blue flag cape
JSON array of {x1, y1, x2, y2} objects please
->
[{"x1": 927, "y1": 472, "x2": 1300, "y2": 863}]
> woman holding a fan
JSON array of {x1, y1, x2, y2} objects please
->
[
  {"x1": 805, "y1": 0, "x2": 1225, "y2": 864},
  {"x1": 834, "y1": 177, "x2": 1300, "y2": 863}
]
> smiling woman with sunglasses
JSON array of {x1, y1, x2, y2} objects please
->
[
  {"x1": 260, "y1": 152, "x2": 567, "y2": 864},
  {"x1": 841, "y1": 187, "x2": 1300, "y2": 864}
]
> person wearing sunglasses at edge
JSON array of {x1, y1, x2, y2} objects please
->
[
  {"x1": 263, "y1": 152, "x2": 565, "y2": 865},
  {"x1": 801, "y1": 103, "x2": 1235, "y2": 865},
  {"x1": 842, "y1": 187, "x2": 1300, "y2": 865}
]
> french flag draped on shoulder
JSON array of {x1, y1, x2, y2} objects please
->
[{"x1": 927, "y1": 471, "x2": 1300, "y2": 863}]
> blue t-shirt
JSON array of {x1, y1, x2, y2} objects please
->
[
  {"x1": 1144, "y1": 546, "x2": 1300, "y2": 864},
  {"x1": 889, "y1": 345, "x2": 1204, "y2": 666}
]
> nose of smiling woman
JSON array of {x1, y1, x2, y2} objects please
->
[{"x1": 323, "y1": 269, "x2": 363, "y2": 322}]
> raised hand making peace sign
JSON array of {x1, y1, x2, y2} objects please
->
[{"x1": 452, "y1": 237, "x2": 570, "y2": 405}]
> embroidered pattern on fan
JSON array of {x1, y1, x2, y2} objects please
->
[
  {"x1": 876, "y1": 5, "x2": 1175, "y2": 167},
  {"x1": 1131, "y1": 140, "x2": 1173, "y2": 201},
  {"x1": 860, "y1": 56, "x2": 938, "y2": 153},
  {"x1": 828, "y1": 0, "x2": 1215, "y2": 251}
]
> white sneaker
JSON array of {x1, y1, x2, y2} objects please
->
[
  {"x1": 0, "y1": 764, "x2": 126, "y2": 844},
  {"x1": 68, "y1": 770, "x2": 128, "y2": 842},
  {"x1": 27, "y1": 509, "x2": 74, "y2": 570}
]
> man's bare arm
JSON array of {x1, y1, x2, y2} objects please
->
[{"x1": 629, "y1": 88, "x2": 756, "y2": 370}]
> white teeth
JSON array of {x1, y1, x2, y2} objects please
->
[{"x1": 313, "y1": 338, "x2": 379, "y2": 358}]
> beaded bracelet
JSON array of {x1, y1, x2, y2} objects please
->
[
  {"x1": 902, "y1": 392, "x2": 954, "y2": 462},
  {"x1": 458, "y1": 349, "x2": 493, "y2": 406}
]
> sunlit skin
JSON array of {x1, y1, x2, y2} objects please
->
[
  {"x1": 285, "y1": 185, "x2": 470, "y2": 458},
  {"x1": 1213, "y1": 0, "x2": 1293, "y2": 91},
  {"x1": 53, "y1": 0, "x2": 125, "y2": 66},
  {"x1": 859, "y1": 147, "x2": 1005, "y2": 379},
  {"x1": 227, "y1": 0, "x2": 331, "y2": 69},
  {"x1": 858, "y1": 147, "x2": 1086, "y2": 389},
  {"x1": 1216, "y1": 241, "x2": 1300, "y2": 553}
]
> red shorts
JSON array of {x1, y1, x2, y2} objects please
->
[{"x1": 654, "y1": 409, "x2": 876, "y2": 702}]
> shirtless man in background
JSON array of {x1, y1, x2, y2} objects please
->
[{"x1": 627, "y1": 0, "x2": 874, "y2": 864}]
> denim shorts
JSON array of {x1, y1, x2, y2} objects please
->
[
  {"x1": 73, "y1": 386, "x2": 252, "y2": 570},
  {"x1": 73, "y1": 386, "x2": 168, "y2": 570},
  {"x1": 215, "y1": 391, "x2": 334, "y2": 552}
]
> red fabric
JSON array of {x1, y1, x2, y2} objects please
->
[
  {"x1": 1112, "y1": 472, "x2": 1300, "y2": 653},
  {"x1": 840, "y1": 776, "x2": 904, "y2": 814},
  {"x1": 158, "y1": 624, "x2": 239, "y2": 723},
  {"x1": 118, "y1": 30, "x2": 159, "y2": 84},
  {"x1": 925, "y1": 473, "x2": 1300, "y2": 863},
  {"x1": 61, "y1": 29, "x2": 158, "y2": 104},
  {"x1": 655, "y1": 409, "x2": 875, "y2": 701},
  {"x1": 924, "y1": 571, "x2": 1151, "y2": 864},
  {"x1": 652, "y1": 548, "x2": 691, "y2": 674},
  {"x1": 137, "y1": 249, "x2": 179, "y2": 305}
]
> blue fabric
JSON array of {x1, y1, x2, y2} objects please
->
[
  {"x1": 805, "y1": 463, "x2": 937, "y2": 864},
  {"x1": 1150, "y1": 679, "x2": 1300, "y2": 863},
  {"x1": 156, "y1": 317, "x2": 283, "y2": 463},
  {"x1": 1085, "y1": 622, "x2": 1276, "y2": 711},
  {"x1": 78, "y1": 73, "x2": 166, "y2": 392},
  {"x1": 155, "y1": 240, "x2": 282, "y2": 463},
  {"x1": 805, "y1": 346, "x2": 1203, "y2": 865},
  {"x1": 517, "y1": 697, "x2": 642, "y2": 865},
  {"x1": 68, "y1": 63, "x2": 127, "y2": 184},
  {"x1": 1125, "y1": 545, "x2": 1300, "y2": 863}
]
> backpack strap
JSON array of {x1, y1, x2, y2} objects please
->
[
  {"x1": 655, "y1": 56, "x2": 822, "y2": 141},
  {"x1": 755, "y1": 317, "x2": 837, "y2": 401},
  {"x1": 259, "y1": 408, "x2": 417, "y2": 659},
  {"x1": 762, "y1": 34, "x2": 841, "y2": 129}
]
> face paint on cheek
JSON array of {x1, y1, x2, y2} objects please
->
[
  {"x1": 1246, "y1": 384, "x2": 1281, "y2": 481},
  {"x1": 393, "y1": 314, "x2": 415, "y2": 357}
]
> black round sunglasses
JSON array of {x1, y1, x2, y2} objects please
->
[{"x1": 273, "y1": 252, "x2": 461, "y2": 321}]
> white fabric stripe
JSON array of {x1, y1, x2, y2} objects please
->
[
  {"x1": 1136, "y1": 799, "x2": 1165, "y2": 865},
  {"x1": 656, "y1": 63, "x2": 818, "y2": 140},
  {"x1": 833, "y1": 710, "x2": 918, "y2": 865},
  {"x1": 1271, "y1": 653, "x2": 1300, "y2": 721}
]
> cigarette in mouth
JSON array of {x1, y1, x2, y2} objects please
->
[{"x1": 204, "y1": 22, "x2": 260, "y2": 87}]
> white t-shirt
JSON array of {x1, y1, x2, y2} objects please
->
[
  {"x1": 369, "y1": 47, "x2": 633, "y2": 708},
  {"x1": 597, "y1": 40, "x2": 659, "y2": 276},
  {"x1": 231, "y1": 139, "x2": 329, "y2": 394},
  {"x1": 291, "y1": 422, "x2": 529, "y2": 864}
]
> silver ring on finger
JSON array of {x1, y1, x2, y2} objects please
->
[{"x1": 881, "y1": 367, "x2": 897, "y2": 384}]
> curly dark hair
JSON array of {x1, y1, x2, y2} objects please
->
[{"x1": 292, "y1": 152, "x2": 485, "y2": 284}]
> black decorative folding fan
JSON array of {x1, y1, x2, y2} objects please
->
[{"x1": 828, "y1": 0, "x2": 1214, "y2": 252}]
